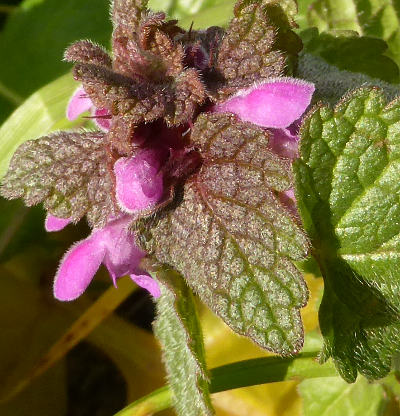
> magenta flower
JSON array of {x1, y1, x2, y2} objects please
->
[
  {"x1": 47, "y1": 93, "x2": 165, "y2": 300},
  {"x1": 53, "y1": 215, "x2": 160, "y2": 300},
  {"x1": 45, "y1": 214, "x2": 72, "y2": 232},
  {"x1": 214, "y1": 77, "x2": 315, "y2": 159},
  {"x1": 67, "y1": 86, "x2": 112, "y2": 131}
]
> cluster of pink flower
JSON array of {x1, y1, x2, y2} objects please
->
[{"x1": 50, "y1": 78, "x2": 314, "y2": 302}]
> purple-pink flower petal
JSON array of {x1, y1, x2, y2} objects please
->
[
  {"x1": 215, "y1": 77, "x2": 315, "y2": 128},
  {"x1": 268, "y1": 128, "x2": 299, "y2": 160},
  {"x1": 131, "y1": 274, "x2": 161, "y2": 298},
  {"x1": 53, "y1": 234, "x2": 106, "y2": 301},
  {"x1": 45, "y1": 214, "x2": 72, "y2": 232},
  {"x1": 93, "y1": 108, "x2": 112, "y2": 131},
  {"x1": 114, "y1": 149, "x2": 164, "y2": 213},
  {"x1": 100, "y1": 217, "x2": 147, "y2": 284},
  {"x1": 67, "y1": 87, "x2": 93, "y2": 121}
]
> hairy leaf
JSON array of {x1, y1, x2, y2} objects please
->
[
  {"x1": 111, "y1": 0, "x2": 148, "y2": 34},
  {"x1": 1, "y1": 132, "x2": 120, "y2": 228},
  {"x1": 64, "y1": 40, "x2": 112, "y2": 68},
  {"x1": 153, "y1": 267, "x2": 214, "y2": 416},
  {"x1": 216, "y1": 0, "x2": 302, "y2": 98},
  {"x1": 167, "y1": 69, "x2": 206, "y2": 125},
  {"x1": 294, "y1": 87, "x2": 400, "y2": 381},
  {"x1": 299, "y1": 375, "x2": 388, "y2": 416},
  {"x1": 308, "y1": 0, "x2": 400, "y2": 69},
  {"x1": 301, "y1": 29, "x2": 399, "y2": 83},
  {"x1": 146, "y1": 113, "x2": 310, "y2": 354}
]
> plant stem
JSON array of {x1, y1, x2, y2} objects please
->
[{"x1": 114, "y1": 351, "x2": 338, "y2": 416}]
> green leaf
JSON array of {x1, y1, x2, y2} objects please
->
[
  {"x1": 0, "y1": 73, "x2": 80, "y2": 181},
  {"x1": 294, "y1": 87, "x2": 400, "y2": 381},
  {"x1": 0, "y1": 0, "x2": 112, "y2": 122},
  {"x1": 179, "y1": 1, "x2": 235, "y2": 29},
  {"x1": 308, "y1": 0, "x2": 400, "y2": 69},
  {"x1": 301, "y1": 28, "x2": 399, "y2": 83},
  {"x1": 299, "y1": 376, "x2": 388, "y2": 416},
  {"x1": 153, "y1": 267, "x2": 214, "y2": 416},
  {"x1": 149, "y1": 0, "x2": 234, "y2": 20},
  {"x1": 145, "y1": 113, "x2": 310, "y2": 354},
  {"x1": 1, "y1": 131, "x2": 120, "y2": 228}
]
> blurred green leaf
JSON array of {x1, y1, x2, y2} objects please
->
[
  {"x1": 299, "y1": 376, "x2": 388, "y2": 416},
  {"x1": 179, "y1": 0, "x2": 234, "y2": 29},
  {"x1": 149, "y1": 0, "x2": 234, "y2": 20},
  {"x1": 297, "y1": 53, "x2": 400, "y2": 105},
  {"x1": 0, "y1": 0, "x2": 112, "y2": 122},
  {"x1": 308, "y1": 0, "x2": 400, "y2": 69},
  {"x1": 0, "y1": 73, "x2": 81, "y2": 180},
  {"x1": 301, "y1": 28, "x2": 399, "y2": 83}
]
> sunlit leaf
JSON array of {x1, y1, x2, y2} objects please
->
[
  {"x1": 294, "y1": 87, "x2": 400, "y2": 381},
  {"x1": 0, "y1": 0, "x2": 112, "y2": 122},
  {"x1": 299, "y1": 376, "x2": 388, "y2": 416}
]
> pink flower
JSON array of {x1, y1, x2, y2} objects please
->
[
  {"x1": 48, "y1": 92, "x2": 165, "y2": 300},
  {"x1": 53, "y1": 215, "x2": 160, "y2": 300},
  {"x1": 67, "y1": 86, "x2": 112, "y2": 131},
  {"x1": 215, "y1": 77, "x2": 315, "y2": 159},
  {"x1": 114, "y1": 149, "x2": 164, "y2": 213},
  {"x1": 47, "y1": 145, "x2": 163, "y2": 299}
]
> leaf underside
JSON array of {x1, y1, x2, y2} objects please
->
[
  {"x1": 295, "y1": 87, "x2": 400, "y2": 381},
  {"x1": 146, "y1": 113, "x2": 310, "y2": 355},
  {"x1": 0, "y1": 132, "x2": 120, "y2": 228}
]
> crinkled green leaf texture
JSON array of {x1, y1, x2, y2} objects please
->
[
  {"x1": 299, "y1": 375, "x2": 388, "y2": 416},
  {"x1": 308, "y1": 0, "x2": 400, "y2": 69},
  {"x1": 153, "y1": 267, "x2": 214, "y2": 416},
  {"x1": 294, "y1": 87, "x2": 400, "y2": 381},
  {"x1": 1, "y1": 131, "x2": 120, "y2": 228},
  {"x1": 145, "y1": 113, "x2": 310, "y2": 355}
]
